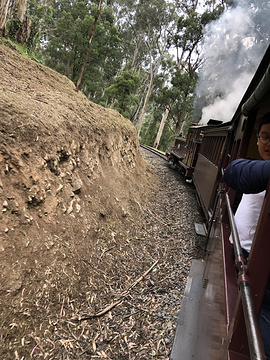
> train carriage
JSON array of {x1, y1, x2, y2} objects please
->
[
  {"x1": 170, "y1": 45, "x2": 270, "y2": 360},
  {"x1": 193, "y1": 121, "x2": 232, "y2": 222},
  {"x1": 167, "y1": 120, "x2": 222, "y2": 179}
]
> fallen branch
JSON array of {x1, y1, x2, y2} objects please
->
[
  {"x1": 72, "y1": 259, "x2": 159, "y2": 320},
  {"x1": 125, "y1": 259, "x2": 159, "y2": 293},
  {"x1": 146, "y1": 208, "x2": 168, "y2": 227}
]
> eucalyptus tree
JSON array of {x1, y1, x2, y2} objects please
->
[
  {"x1": 105, "y1": 69, "x2": 141, "y2": 118},
  {"x1": 0, "y1": 0, "x2": 10, "y2": 35},
  {"x1": 0, "y1": 0, "x2": 32, "y2": 43},
  {"x1": 43, "y1": 1, "x2": 122, "y2": 102},
  {"x1": 167, "y1": 6, "x2": 224, "y2": 134},
  {"x1": 135, "y1": 1, "x2": 176, "y2": 137},
  {"x1": 140, "y1": 57, "x2": 173, "y2": 145},
  {"x1": 109, "y1": 0, "x2": 176, "y2": 136},
  {"x1": 75, "y1": 0, "x2": 103, "y2": 92},
  {"x1": 151, "y1": 0, "x2": 231, "y2": 149},
  {"x1": 105, "y1": 0, "x2": 150, "y2": 120},
  {"x1": 112, "y1": 0, "x2": 148, "y2": 73}
]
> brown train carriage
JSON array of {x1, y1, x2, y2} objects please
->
[
  {"x1": 170, "y1": 45, "x2": 270, "y2": 360},
  {"x1": 193, "y1": 122, "x2": 232, "y2": 222},
  {"x1": 167, "y1": 120, "x2": 222, "y2": 178}
]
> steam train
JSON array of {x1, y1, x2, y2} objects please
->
[{"x1": 169, "y1": 44, "x2": 270, "y2": 360}]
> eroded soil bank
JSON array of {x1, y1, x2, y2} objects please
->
[{"x1": 0, "y1": 41, "x2": 204, "y2": 359}]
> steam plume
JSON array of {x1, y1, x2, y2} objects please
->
[{"x1": 195, "y1": 0, "x2": 269, "y2": 125}]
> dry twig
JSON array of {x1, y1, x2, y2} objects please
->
[{"x1": 72, "y1": 259, "x2": 159, "y2": 320}]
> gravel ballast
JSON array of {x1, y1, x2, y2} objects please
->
[{"x1": 126, "y1": 147, "x2": 207, "y2": 359}]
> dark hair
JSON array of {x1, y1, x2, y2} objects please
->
[{"x1": 257, "y1": 112, "x2": 270, "y2": 134}]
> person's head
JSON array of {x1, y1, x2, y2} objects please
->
[{"x1": 257, "y1": 112, "x2": 270, "y2": 160}]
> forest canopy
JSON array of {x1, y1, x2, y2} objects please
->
[{"x1": 1, "y1": 0, "x2": 269, "y2": 150}]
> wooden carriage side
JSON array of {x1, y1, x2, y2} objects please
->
[
  {"x1": 167, "y1": 120, "x2": 222, "y2": 179},
  {"x1": 170, "y1": 45, "x2": 270, "y2": 360}
]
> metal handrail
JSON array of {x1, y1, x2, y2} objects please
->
[{"x1": 225, "y1": 193, "x2": 266, "y2": 360}]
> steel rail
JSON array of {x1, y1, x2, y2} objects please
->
[
  {"x1": 140, "y1": 144, "x2": 168, "y2": 161},
  {"x1": 225, "y1": 193, "x2": 266, "y2": 360}
]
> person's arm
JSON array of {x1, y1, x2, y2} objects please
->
[{"x1": 224, "y1": 159, "x2": 270, "y2": 193}]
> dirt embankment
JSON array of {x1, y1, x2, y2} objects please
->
[{"x1": 0, "y1": 41, "x2": 157, "y2": 358}]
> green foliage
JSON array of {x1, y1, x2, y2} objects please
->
[
  {"x1": 158, "y1": 121, "x2": 175, "y2": 152},
  {"x1": 174, "y1": 12, "x2": 203, "y2": 52},
  {"x1": 140, "y1": 109, "x2": 162, "y2": 145},
  {"x1": 43, "y1": 2, "x2": 122, "y2": 102},
  {"x1": 105, "y1": 70, "x2": 141, "y2": 119},
  {"x1": 169, "y1": 6, "x2": 224, "y2": 55},
  {"x1": 6, "y1": 19, "x2": 22, "y2": 41},
  {"x1": 170, "y1": 70, "x2": 197, "y2": 129},
  {"x1": 27, "y1": 0, "x2": 54, "y2": 52},
  {"x1": 151, "y1": 67, "x2": 197, "y2": 141}
]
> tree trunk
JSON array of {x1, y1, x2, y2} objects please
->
[
  {"x1": 131, "y1": 36, "x2": 142, "y2": 70},
  {"x1": 16, "y1": 0, "x2": 28, "y2": 21},
  {"x1": 153, "y1": 105, "x2": 171, "y2": 148},
  {"x1": 179, "y1": 120, "x2": 186, "y2": 135},
  {"x1": 0, "y1": 0, "x2": 11, "y2": 35},
  {"x1": 65, "y1": 54, "x2": 72, "y2": 76},
  {"x1": 16, "y1": 0, "x2": 31, "y2": 44},
  {"x1": 136, "y1": 28, "x2": 168, "y2": 138},
  {"x1": 75, "y1": 0, "x2": 103, "y2": 92},
  {"x1": 6, "y1": 0, "x2": 31, "y2": 43},
  {"x1": 136, "y1": 43, "x2": 164, "y2": 136},
  {"x1": 136, "y1": 73, "x2": 154, "y2": 136},
  {"x1": 175, "y1": 110, "x2": 183, "y2": 135},
  {"x1": 16, "y1": 15, "x2": 32, "y2": 43}
]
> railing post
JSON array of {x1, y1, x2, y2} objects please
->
[{"x1": 225, "y1": 193, "x2": 266, "y2": 360}]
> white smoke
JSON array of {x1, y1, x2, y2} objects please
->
[
  {"x1": 196, "y1": 0, "x2": 269, "y2": 125},
  {"x1": 201, "y1": 72, "x2": 252, "y2": 123}
]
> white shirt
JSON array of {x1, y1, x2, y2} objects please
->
[{"x1": 230, "y1": 191, "x2": 266, "y2": 252}]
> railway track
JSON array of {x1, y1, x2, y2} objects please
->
[{"x1": 139, "y1": 144, "x2": 168, "y2": 161}]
